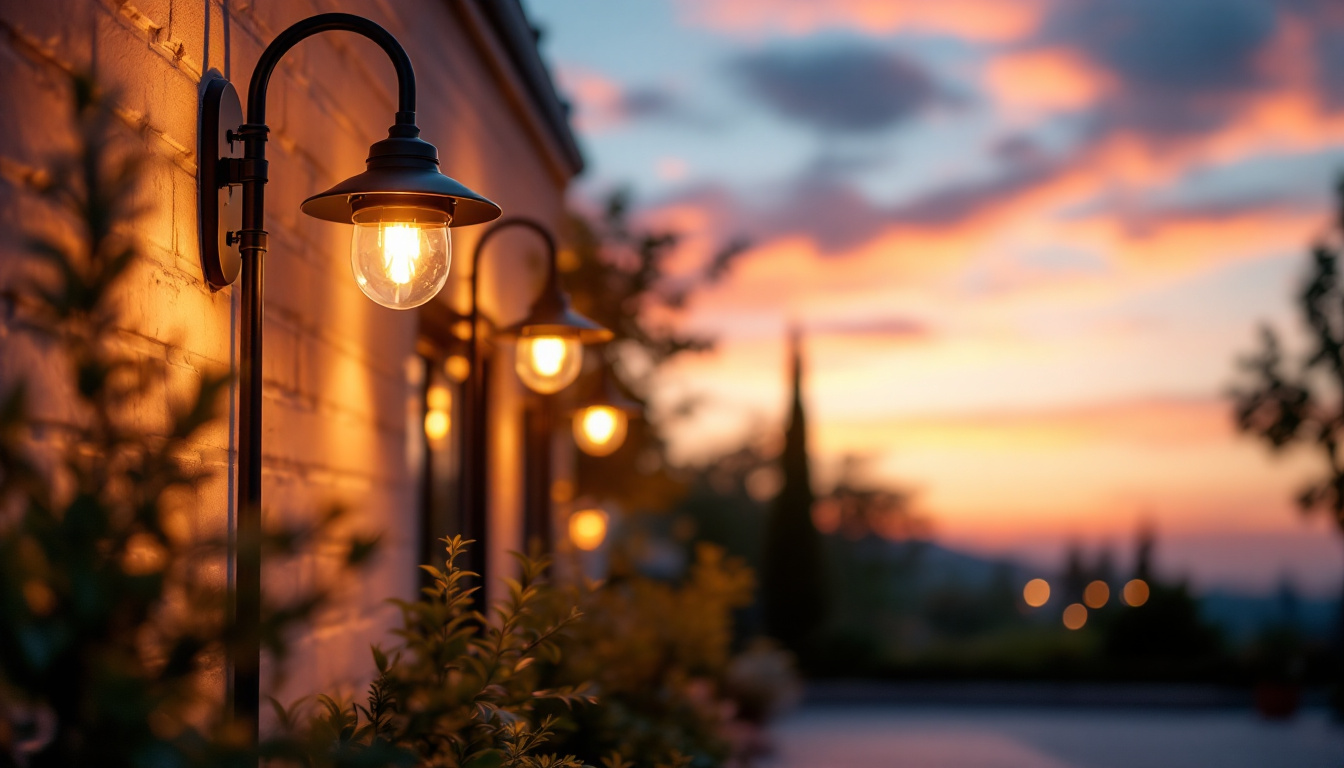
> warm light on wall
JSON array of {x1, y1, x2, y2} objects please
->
[
  {"x1": 424, "y1": 385, "x2": 451, "y2": 441},
  {"x1": 427, "y1": 384, "x2": 450, "y2": 411},
  {"x1": 568, "y1": 508, "x2": 609, "y2": 551},
  {"x1": 1123, "y1": 578, "x2": 1150, "y2": 607},
  {"x1": 1084, "y1": 580, "x2": 1110, "y2": 609},
  {"x1": 515, "y1": 333, "x2": 583, "y2": 394},
  {"x1": 573, "y1": 405, "x2": 628, "y2": 456},
  {"x1": 1062, "y1": 603, "x2": 1088, "y2": 630},
  {"x1": 444, "y1": 355, "x2": 470, "y2": 382},
  {"x1": 1023, "y1": 578, "x2": 1050, "y2": 608}
]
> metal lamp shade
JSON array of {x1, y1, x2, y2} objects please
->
[
  {"x1": 300, "y1": 128, "x2": 501, "y2": 226},
  {"x1": 500, "y1": 281, "x2": 613, "y2": 343},
  {"x1": 572, "y1": 366, "x2": 641, "y2": 415}
]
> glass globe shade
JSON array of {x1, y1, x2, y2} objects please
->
[
  {"x1": 573, "y1": 405, "x2": 628, "y2": 456},
  {"x1": 568, "y1": 508, "x2": 608, "y2": 551},
  {"x1": 350, "y1": 207, "x2": 450, "y2": 309},
  {"x1": 515, "y1": 333, "x2": 582, "y2": 394}
]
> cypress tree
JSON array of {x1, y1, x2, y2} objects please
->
[{"x1": 762, "y1": 328, "x2": 829, "y2": 653}]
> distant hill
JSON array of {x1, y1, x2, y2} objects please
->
[{"x1": 1199, "y1": 589, "x2": 1338, "y2": 645}]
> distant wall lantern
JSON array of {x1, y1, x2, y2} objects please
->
[
  {"x1": 571, "y1": 362, "x2": 640, "y2": 457},
  {"x1": 196, "y1": 13, "x2": 502, "y2": 743},
  {"x1": 459, "y1": 218, "x2": 610, "y2": 589},
  {"x1": 568, "y1": 507, "x2": 610, "y2": 551}
]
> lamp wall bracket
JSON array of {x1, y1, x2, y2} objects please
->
[{"x1": 199, "y1": 75, "x2": 245, "y2": 289}]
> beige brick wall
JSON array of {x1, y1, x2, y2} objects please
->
[{"x1": 0, "y1": 0, "x2": 572, "y2": 715}]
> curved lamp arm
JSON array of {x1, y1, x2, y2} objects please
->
[
  {"x1": 246, "y1": 12, "x2": 416, "y2": 125},
  {"x1": 469, "y1": 218, "x2": 560, "y2": 331}
]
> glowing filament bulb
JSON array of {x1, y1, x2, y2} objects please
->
[
  {"x1": 530, "y1": 336, "x2": 568, "y2": 376},
  {"x1": 382, "y1": 223, "x2": 420, "y2": 285},
  {"x1": 569, "y1": 508, "x2": 609, "y2": 551},
  {"x1": 350, "y1": 207, "x2": 450, "y2": 310},
  {"x1": 573, "y1": 405, "x2": 628, "y2": 456},
  {"x1": 515, "y1": 333, "x2": 583, "y2": 394},
  {"x1": 582, "y1": 407, "x2": 617, "y2": 444}
]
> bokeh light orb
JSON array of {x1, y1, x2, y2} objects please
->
[
  {"x1": 568, "y1": 508, "x2": 609, "y2": 551},
  {"x1": 1063, "y1": 603, "x2": 1088, "y2": 630},
  {"x1": 1023, "y1": 578, "x2": 1051, "y2": 608},
  {"x1": 1084, "y1": 580, "x2": 1110, "y2": 609},
  {"x1": 1123, "y1": 578, "x2": 1150, "y2": 607}
]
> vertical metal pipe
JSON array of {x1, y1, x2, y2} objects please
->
[
  {"x1": 233, "y1": 250, "x2": 262, "y2": 738},
  {"x1": 460, "y1": 248, "x2": 488, "y2": 585},
  {"x1": 523, "y1": 396, "x2": 554, "y2": 553},
  {"x1": 232, "y1": 124, "x2": 267, "y2": 741}
]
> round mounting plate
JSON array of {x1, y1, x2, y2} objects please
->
[{"x1": 199, "y1": 75, "x2": 243, "y2": 289}]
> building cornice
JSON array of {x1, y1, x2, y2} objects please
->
[{"x1": 453, "y1": 0, "x2": 584, "y2": 182}]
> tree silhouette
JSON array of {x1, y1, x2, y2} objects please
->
[
  {"x1": 562, "y1": 191, "x2": 748, "y2": 512},
  {"x1": 1104, "y1": 528, "x2": 1221, "y2": 675},
  {"x1": 762, "y1": 329, "x2": 829, "y2": 656},
  {"x1": 1233, "y1": 176, "x2": 1344, "y2": 712}
]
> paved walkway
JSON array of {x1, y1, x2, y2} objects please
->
[{"x1": 765, "y1": 706, "x2": 1344, "y2": 768}]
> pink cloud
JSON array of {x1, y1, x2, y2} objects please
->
[
  {"x1": 679, "y1": 0, "x2": 1046, "y2": 42},
  {"x1": 553, "y1": 65, "x2": 685, "y2": 134},
  {"x1": 554, "y1": 65, "x2": 625, "y2": 133},
  {"x1": 984, "y1": 48, "x2": 1113, "y2": 116}
]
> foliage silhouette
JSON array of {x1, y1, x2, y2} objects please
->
[
  {"x1": 562, "y1": 190, "x2": 747, "y2": 512},
  {"x1": 0, "y1": 73, "x2": 376, "y2": 767},
  {"x1": 537, "y1": 543, "x2": 757, "y2": 768},
  {"x1": 282, "y1": 537, "x2": 589, "y2": 768},
  {"x1": 762, "y1": 330, "x2": 828, "y2": 658},
  {"x1": 1233, "y1": 176, "x2": 1344, "y2": 712}
]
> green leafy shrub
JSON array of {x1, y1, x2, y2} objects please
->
[
  {"x1": 0, "y1": 74, "x2": 375, "y2": 767},
  {"x1": 283, "y1": 537, "x2": 591, "y2": 768},
  {"x1": 537, "y1": 544, "x2": 761, "y2": 768}
]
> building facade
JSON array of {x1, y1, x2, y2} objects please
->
[{"x1": 0, "y1": 0, "x2": 581, "y2": 706}]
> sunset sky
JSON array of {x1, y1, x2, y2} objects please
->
[{"x1": 524, "y1": 0, "x2": 1344, "y2": 596}]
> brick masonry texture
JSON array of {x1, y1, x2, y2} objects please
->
[{"x1": 0, "y1": 0, "x2": 573, "y2": 719}]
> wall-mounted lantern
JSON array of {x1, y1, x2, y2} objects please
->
[
  {"x1": 196, "y1": 12, "x2": 502, "y2": 741},
  {"x1": 459, "y1": 218, "x2": 611, "y2": 578},
  {"x1": 568, "y1": 507, "x2": 609, "y2": 551},
  {"x1": 572, "y1": 363, "x2": 640, "y2": 457}
]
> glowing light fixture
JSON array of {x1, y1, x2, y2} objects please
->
[
  {"x1": 349, "y1": 209, "x2": 450, "y2": 309},
  {"x1": 1084, "y1": 580, "x2": 1110, "y2": 609},
  {"x1": 1022, "y1": 578, "x2": 1050, "y2": 608},
  {"x1": 502, "y1": 272, "x2": 610, "y2": 394},
  {"x1": 424, "y1": 411, "x2": 450, "y2": 441},
  {"x1": 574, "y1": 406, "x2": 625, "y2": 456},
  {"x1": 484, "y1": 219, "x2": 610, "y2": 395},
  {"x1": 1123, "y1": 578, "x2": 1150, "y2": 607},
  {"x1": 196, "y1": 13, "x2": 502, "y2": 741},
  {"x1": 1062, "y1": 603, "x2": 1088, "y2": 630},
  {"x1": 444, "y1": 355, "x2": 470, "y2": 382},
  {"x1": 424, "y1": 384, "x2": 451, "y2": 442},
  {"x1": 459, "y1": 219, "x2": 613, "y2": 577},
  {"x1": 570, "y1": 362, "x2": 640, "y2": 457},
  {"x1": 516, "y1": 333, "x2": 583, "y2": 394},
  {"x1": 569, "y1": 508, "x2": 609, "y2": 551}
]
